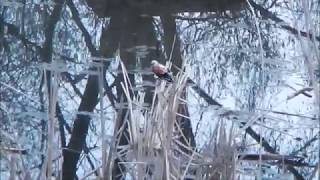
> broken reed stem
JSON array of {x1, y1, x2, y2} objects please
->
[
  {"x1": 43, "y1": 69, "x2": 60, "y2": 180},
  {"x1": 99, "y1": 62, "x2": 107, "y2": 179}
]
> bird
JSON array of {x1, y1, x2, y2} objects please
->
[{"x1": 151, "y1": 60, "x2": 173, "y2": 82}]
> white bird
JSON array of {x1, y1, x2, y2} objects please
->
[{"x1": 151, "y1": 60, "x2": 173, "y2": 82}]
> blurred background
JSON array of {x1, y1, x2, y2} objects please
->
[{"x1": 0, "y1": 0, "x2": 319, "y2": 179}]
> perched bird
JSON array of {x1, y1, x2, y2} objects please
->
[{"x1": 151, "y1": 60, "x2": 173, "y2": 82}]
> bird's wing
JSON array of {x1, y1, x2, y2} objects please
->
[{"x1": 153, "y1": 64, "x2": 168, "y2": 75}]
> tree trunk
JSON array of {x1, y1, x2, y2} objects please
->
[{"x1": 62, "y1": 14, "x2": 123, "y2": 180}]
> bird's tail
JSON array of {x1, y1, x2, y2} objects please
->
[{"x1": 163, "y1": 73, "x2": 173, "y2": 83}]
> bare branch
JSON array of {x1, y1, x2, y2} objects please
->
[
  {"x1": 0, "y1": 17, "x2": 41, "y2": 51},
  {"x1": 187, "y1": 77, "x2": 305, "y2": 179},
  {"x1": 287, "y1": 87, "x2": 313, "y2": 100},
  {"x1": 249, "y1": 0, "x2": 320, "y2": 42},
  {"x1": 187, "y1": 78, "x2": 222, "y2": 107},
  {"x1": 290, "y1": 134, "x2": 319, "y2": 156},
  {"x1": 66, "y1": 0, "x2": 98, "y2": 56},
  {"x1": 0, "y1": 147, "x2": 28, "y2": 155}
]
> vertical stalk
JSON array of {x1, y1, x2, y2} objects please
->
[
  {"x1": 43, "y1": 70, "x2": 51, "y2": 179},
  {"x1": 246, "y1": 0, "x2": 266, "y2": 179},
  {"x1": 99, "y1": 63, "x2": 106, "y2": 179},
  {"x1": 45, "y1": 68, "x2": 60, "y2": 179}
]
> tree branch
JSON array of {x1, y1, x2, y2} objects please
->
[
  {"x1": 290, "y1": 134, "x2": 319, "y2": 156},
  {"x1": 85, "y1": 0, "x2": 245, "y2": 17},
  {"x1": 287, "y1": 87, "x2": 313, "y2": 100},
  {"x1": 66, "y1": 0, "x2": 98, "y2": 56},
  {"x1": 239, "y1": 154, "x2": 314, "y2": 167},
  {"x1": 187, "y1": 77, "x2": 305, "y2": 179},
  {"x1": 249, "y1": 0, "x2": 320, "y2": 42},
  {"x1": 0, "y1": 17, "x2": 41, "y2": 51},
  {"x1": 187, "y1": 78, "x2": 222, "y2": 107}
]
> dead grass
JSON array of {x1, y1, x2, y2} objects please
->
[{"x1": 104, "y1": 60, "x2": 238, "y2": 180}]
